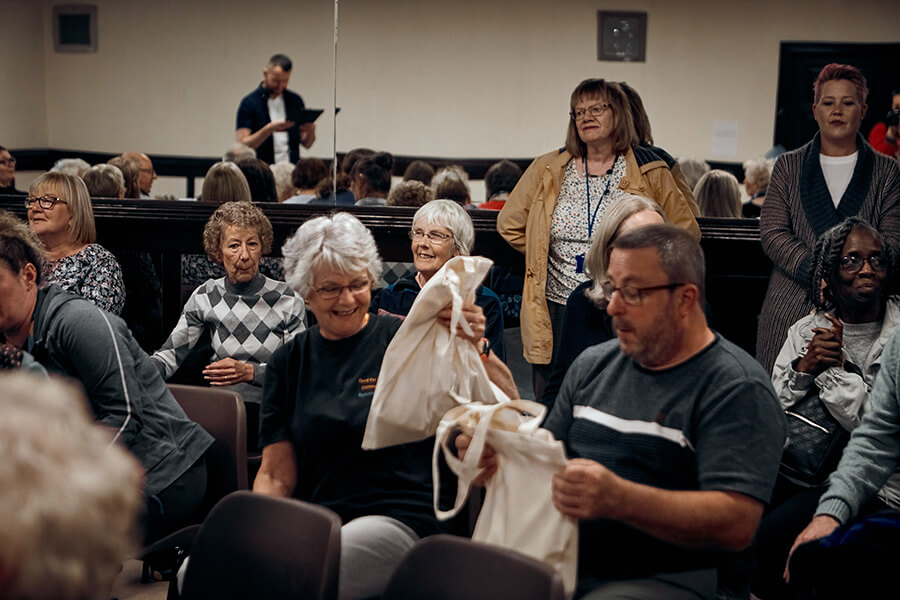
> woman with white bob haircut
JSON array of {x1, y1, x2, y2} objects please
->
[
  {"x1": 255, "y1": 212, "x2": 508, "y2": 600},
  {"x1": 370, "y1": 198, "x2": 505, "y2": 360}
]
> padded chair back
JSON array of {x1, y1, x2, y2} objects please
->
[
  {"x1": 167, "y1": 384, "x2": 248, "y2": 506},
  {"x1": 382, "y1": 534, "x2": 566, "y2": 600},
  {"x1": 180, "y1": 491, "x2": 342, "y2": 600}
]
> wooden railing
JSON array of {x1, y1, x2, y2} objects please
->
[{"x1": 0, "y1": 197, "x2": 771, "y2": 355}]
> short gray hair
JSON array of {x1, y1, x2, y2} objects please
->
[
  {"x1": 413, "y1": 199, "x2": 474, "y2": 256},
  {"x1": 282, "y1": 212, "x2": 382, "y2": 298},
  {"x1": 742, "y1": 158, "x2": 773, "y2": 192},
  {"x1": 50, "y1": 157, "x2": 91, "y2": 178},
  {"x1": 677, "y1": 157, "x2": 711, "y2": 192},
  {"x1": 223, "y1": 143, "x2": 256, "y2": 162},
  {"x1": 584, "y1": 195, "x2": 666, "y2": 306},
  {"x1": 269, "y1": 162, "x2": 296, "y2": 202},
  {"x1": 0, "y1": 373, "x2": 141, "y2": 600},
  {"x1": 83, "y1": 164, "x2": 126, "y2": 198},
  {"x1": 610, "y1": 224, "x2": 706, "y2": 302}
]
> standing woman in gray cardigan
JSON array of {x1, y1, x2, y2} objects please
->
[{"x1": 757, "y1": 63, "x2": 900, "y2": 374}]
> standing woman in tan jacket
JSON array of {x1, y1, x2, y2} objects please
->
[{"x1": 497, "y1": 78, "x2": 699, "y2": 398}]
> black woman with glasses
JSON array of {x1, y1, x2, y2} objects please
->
[
  {"x1": 25, "y1": 172, "x2": 125, "y2": 314},
  {"x1": 369, "y1": 198, "x2": 505, "y2": 361},
  {"x1": 754, "y1": 217, "x2": 900, "y2": 599},
  {"x1": 497, "y1": 77, "x2": 699, "y2": 400},
  {"x1": 0, "y1": 146, "x2": 25, "y2": 195}
]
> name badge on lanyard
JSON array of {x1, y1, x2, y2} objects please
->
[{"x1": 578, "y1": 155, "x2": 613, "y2": 274}]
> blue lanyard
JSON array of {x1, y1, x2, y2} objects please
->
[{"x1": 584, "y1": 155, "x2": 613, "y2": 239}]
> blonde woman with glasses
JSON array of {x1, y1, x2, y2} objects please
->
[{"x1": 25, "y1": 172, "x2": 125, "y2": 314}]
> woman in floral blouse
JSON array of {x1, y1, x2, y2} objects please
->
[{"x1": 25, "y1": 172, "x2": 125, "y2": 314}]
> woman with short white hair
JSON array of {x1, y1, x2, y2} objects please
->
[
  {"x1": 254, "y1": 212, "x2": 495, "y2": 600},
  {"x1": 741, "y1": 158, "x2": 773, "y2": 218},
  {"x1": 370, "y1": 199, "x2": 505, "y2": 360}
]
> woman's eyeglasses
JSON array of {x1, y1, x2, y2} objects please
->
[
  {"x1": 839, "y1": 254, "x2": 888, "y2": 273},
  {"x1": 570, "y1": 103, "x2": 612, "y2": 121},
  {"x1": 313, "y1": 279, "x2": 371, "y2": 300},
  {"x1": 409, "y1": 229, "x2": 452, "y2": 245},
  {"x1": 24, "y1": 195, "x2": 67, "y2": 210}
]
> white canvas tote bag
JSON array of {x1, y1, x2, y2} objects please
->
[
  {"x1": 362, "y1": 255, "x2": 505, "y2": 450},
  {"x1": 433, "y1": 400, "x2": 578, "y2": 595}
]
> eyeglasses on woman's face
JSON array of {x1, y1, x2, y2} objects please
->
[
  {"x1": 839, "y1": 254, "x2": 888, "y2": 274},
  {"x1": 313, "y1": 278, "x2": 371, "y2": 300},
  {"x1": 24, "y1": 194, "x2": 67, "y2": 210},
  {"x1": 409, "y1": 229, "x2": 452, "y2": 245},
  {"x1": 570, "y1": 103, "x2": 612, "y2": 121}
]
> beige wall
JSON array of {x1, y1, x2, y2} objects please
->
[
  {"x1": 2, "y1": 0, "x2": 898, "y2": 172},
  {"x1": 0, "y1": 0, "x2": 48, "y2": 147}
]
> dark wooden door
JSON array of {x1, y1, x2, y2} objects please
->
[{"x1": 775, "y1": 42, "x2": 900, "y2": 152}]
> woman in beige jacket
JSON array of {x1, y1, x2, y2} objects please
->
[{"x1": 497, "y1": 78, "x2": 699, "y2": 397}]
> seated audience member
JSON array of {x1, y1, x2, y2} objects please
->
[
  {"x1": 541, "y1": 195, "x2": 665, "y2": 408},
  {"x1": 695, "y1": 169, "x2": 742, "y2": 218},
  {"x1": 351, "y1": 152, "x2": 393, "y2": 206},
  {"x1": 270, "y1": 162, "x2": 297, "y2": 202},
  {"x1": 387, "y1": 179, "x2": 433, "y2": 207},
  {"x1": 153, "y1": 202, "x2": 305, "y2": 448},
  {"x1": 83, "y1": 163, "x2": 126, "y2": 198},
  {"x1": 618, "y1": 81, "x2": 696, "y2": 205},
  {"x1": 480, "y1": 160, "x2": 523, "y2": 210},
  {"x1": 432, "y1": 165, "x2": 471, "y2": 206},
  {"x1": 311, "y1": 171, "x2": 356, "y2": 205},
  {"x1": 25, "y1": 172, "x2": 126, "y2": 315},
  {"x1": 868, "y1": 88, "x2": 899, "y2": 158},
  {"x1": 223, "y1": 142, "x2": 257, "y2": 163},
  {"x1": 0, "y1": 211, "x2": 213, "y2": 544},
  {"x1": 254, "y1": 212, "x2": 514, "y2": 600},
  {"x1": 678, "y1": 157, "x2": 711, "y2": 192},
  {"x1": 741, "y1": 158, "x2": 773, "y2": 218},
  {"x1": 200, "y1": 161, "x2": 252, "y2": 203},
  {"x1": 49, "y1": 157, "x2": 91, "y2": 178},
  {"x1": 0, "y1": 146, "x2": 25, "y2": 195},
  {"x1": 285, "y1": 157, "x2": 328, "y2": 204},
  {"x1": 370, "y1": 199, "x2": 505, "y2": 361},
  {"x1": 340, "y1": 147, "x2": 375, "y2": 175},
  {"x1": 468, "y1": 225, "x2": 785, "y2": 599},
  {"x1": 108, "y1": 154, "x2": 141, "y2": 199},
  {"x1": 236, "y1": 157, "x2": 278, "y2": 203},
  {"x1": 76, "y1": 167, "x2": 163, "y2": 351},
  {"x1": 758, "y1": 219, "x2": 900, "y2": 598},
  {"x1": 121, "y1": 151, "x2": 157, "y2": 198},
  {"x1": 402, "y1": 159, "x2": 435, "y2": 185},
  {"x1": 0, "y1": 373, "x2": 142, "y2": 600}
]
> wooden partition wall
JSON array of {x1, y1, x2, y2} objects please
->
[{"x1": 0, "y1": 197, "x2": 772, "y2": 356}]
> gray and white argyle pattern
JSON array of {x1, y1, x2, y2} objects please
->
[{"x1": 152, "y1": 276, "x2": 306, "y2": 389}]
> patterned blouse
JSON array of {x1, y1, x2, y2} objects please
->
[
  {"x1": 546, "y1": 156, "x2": 627, "y2": 304},
  {"x1": 46, "y1": 243, "x2": 126, "y2": 315}
]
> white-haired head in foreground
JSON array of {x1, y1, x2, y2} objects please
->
[
  {"x1": 0, "y1": 373, "x2": 142, "y2": 600},
  {"x1": 281, "y1": 212, "x2": 382, "y2": 298}
]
